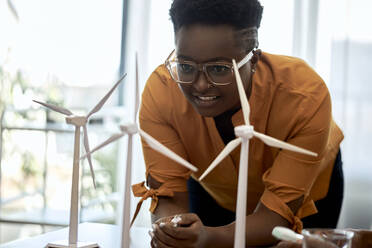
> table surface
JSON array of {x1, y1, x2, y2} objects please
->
[{"x1": 0, "y1": 223, "x2": 150, "y2": 248}]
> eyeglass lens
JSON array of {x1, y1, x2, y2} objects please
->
[{"x1": 168, "y1": 61, "x2": 233, "y2": 85}]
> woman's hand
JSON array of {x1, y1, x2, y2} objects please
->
[{"x1": 150, "y1": 213, "x2": 209, "y2": 248}]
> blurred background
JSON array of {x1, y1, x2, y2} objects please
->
[{"x1": 0, "y1": 0, "x2": 371, "y2": 244}]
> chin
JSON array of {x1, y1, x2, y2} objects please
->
[
  {"x1": 186, "y1": 97, "x2": 229, "y2": 117},
  {"x1": 198, "y1": 111, "x2": 217, "y2": 117},
  {"x1": 192, "y1": 106, "x2": 222, "y2": 117}
]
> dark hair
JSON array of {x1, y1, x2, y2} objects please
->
[{"x1": 169, "y1": 0, "x2": 263, "y2": 33}]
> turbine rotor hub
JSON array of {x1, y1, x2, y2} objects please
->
[{"x1": 235, "y1": 125, "x2": 254, "y2": 139}]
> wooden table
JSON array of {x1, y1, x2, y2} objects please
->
[{"x1": 0, "y1": 223, "x2": 150, "y2": 248}]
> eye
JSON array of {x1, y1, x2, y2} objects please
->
[
  {"x1": 178, "y1": 63, "x2": 195, "y2": 74},
  {"x1": 207, "y1": 65, "x2": 230, "y2": 75}
]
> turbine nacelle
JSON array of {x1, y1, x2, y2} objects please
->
[
  {"x1": 66, "y1": 116, "x2": 87, "y2": 126},
  {"x1": 119, "y1": 123, "x2": 138, "y2": 134}
]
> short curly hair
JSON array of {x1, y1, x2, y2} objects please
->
[{"x1": 169, "y1": 0, "x2": 263, "y2": 32}]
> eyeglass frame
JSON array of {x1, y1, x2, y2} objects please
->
[{"x1": 164, "y1": 49, "x2": 254, "y2": 86}]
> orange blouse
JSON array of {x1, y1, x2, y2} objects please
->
[{"x1": 132, "y1": 52, "x2": 343, "y2": 231}]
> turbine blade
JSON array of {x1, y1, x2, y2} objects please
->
[
  {"x1": 134, "y1": 52, "x2": 140, "y2": 122},
  {"x1": 7, "y1": 0, "x2": 19, "y2": 21},
  {"x1": 232, "y1": 59, "x2": 251, "y2": 125},
  {"x1": 199, "y1": 138, "x2": 242, "y2": 181},
  {"x1": 83, "y1": 125, "x2": 97, "y2": 189},
  {"x1": 253, "y1": 131, "x2": 318, "y2": 157},
  {"x1": 80, "y1": 132, "x2": 126, "y2": 160},
  {"x1": 138, "y1": 129, "x2": 198, "y2": 172},
  {"x1": 33, "y1": 100, "x2": 73, "y2": 116},
  {"x1": 87, "y1": 73, "x2": 127, "y2": 118}
]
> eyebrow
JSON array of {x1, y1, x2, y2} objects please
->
[{"x1": 176, "y1": 54, "x2": 232, "y2": 63}]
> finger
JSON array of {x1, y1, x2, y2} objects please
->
[
  {"x1": 159, "y1": 221, "x2": 199, "y2": 241},
  {"x1": 153, "y1": 223, "x2": 182, "y2": 247},
  {"x1": 152, "y1": 233, "x2": 174, "y2": 248},
  {"x1": 155, "y1": 213, "x2": 200, "y2": 239},
  {"x1": 177, "y1": 213, "x2": 199, "y2": 226},
  {"x1": 151, "y1": 239, "x2": 156, "y2": 248},
  {"x1": 149, "y1": 231, "x2": 156, "y2": 248},
  {"x1": 155, "y1": 216, "x2": 175, "y2": 227},
  {"x1": 154, "y1": 223, "x2": 197, "y2": 247}
]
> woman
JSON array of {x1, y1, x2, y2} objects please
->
[{"x1": 132, "y1": 0, "x2": 344, "y2": 247}]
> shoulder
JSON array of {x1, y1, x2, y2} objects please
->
[
  {"x1": 253, "y1": 53, "x2": 332, "y2": 135},
  {"x1": 258, "y1": 52, "x2": 328, "y2": 98},
  {"x1": 257, "y1": 53, "x2": 329, "y2": 102}
]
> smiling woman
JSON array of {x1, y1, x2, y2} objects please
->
[{"x1": 131, "y1": 0, "x2": 344, "y2": 247}]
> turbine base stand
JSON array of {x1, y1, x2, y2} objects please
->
[{"x1": 45, "y1": 240, "x2": 99, "y2": 248}]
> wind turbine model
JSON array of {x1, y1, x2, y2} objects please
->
[
  {"x1": 199, "y1": 58, "x2": 318, "y2": 248},
  {"x1": 33, "y1": 74, "x2": 126, "y2": 248},
  {"x1": 81, "y1": 54, "x2": 198, "y2": 248}
]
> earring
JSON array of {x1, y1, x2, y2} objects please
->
[
  {"x1": 251, "y1": 49, "x2": 261, "y2": 74},
  {"x1": 251, "y1": 49, "x2": 262, "y2": 64}
]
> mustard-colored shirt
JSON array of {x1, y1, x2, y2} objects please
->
[{"x1": 133, "y1": 52, "x2": 343, "y2": 231}]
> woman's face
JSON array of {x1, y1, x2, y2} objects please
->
[{"x1": 175, "y1": 24, "x2": 253, "y2": 117}]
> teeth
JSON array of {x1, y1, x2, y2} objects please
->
[{"x1": 197, "y1": 96, "x2": 217, "y2": 101}]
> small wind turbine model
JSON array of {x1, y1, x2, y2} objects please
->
[
  {"x1": 81, "y1": 54, "x2": 198, "y2": 248},
  {"x1": 199, "y1": 58, "x2": 318, "y2": 248},
  {"x1": 33, "y1": 74, "x2": 126, "y2": 248}
]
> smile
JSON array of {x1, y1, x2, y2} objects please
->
[
  {"x1": 192, "y1": 95, "x2": 220, "y2": 107},
  {"x1": 197, "y1": 96, "x2": 218, "y2": 101}
]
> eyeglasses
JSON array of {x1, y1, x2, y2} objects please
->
[{"x1": 165, "y1": 49, "x2": 253, "y2": 86}]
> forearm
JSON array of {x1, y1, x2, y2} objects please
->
[
  {"x1": 244, "y1": 202, "x2": 290, "y2": 247},
  {"x1": 204, "y1": 202, "x2": 290, "y2": 247},
  {"x1": 151, "y1": 192, "x2": 190, "y2": 223},
  {"x1": 147, "y1": 174, "x2": 190, "y2": 223},
  {"x1": 204, "y1": 224, "x2": 235, "y2": 248}
]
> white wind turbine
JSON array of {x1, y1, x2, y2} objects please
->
[
  {"x1": 33, "y1": 74, "x2": 126, "y2": 248},
  {"x1": 81, "y1": 54, "x2": 198, "y2": 248},
  {"x1": 199, "y1": 59, "x2": 318, "y2": 248}
]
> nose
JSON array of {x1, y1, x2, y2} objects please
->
[{"x1": 193, "y1": 72, "x2": 211, "y2": 92}]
